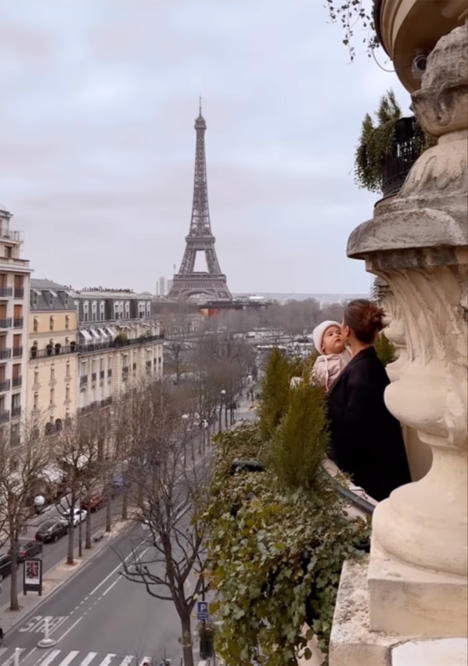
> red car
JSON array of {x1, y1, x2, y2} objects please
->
[
  {"x1": 9, "y1": 540, "x2": 42, "y2": 562},
  {"x1": 81, "y1": 493, "x2": 103, "y2": 512}
]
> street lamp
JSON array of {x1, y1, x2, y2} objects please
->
[
  {"x1": 181, "y1": 413, "x2": 190, "y2": 466},
  {"x1": 219, "y1": 389, "x2": 226, "y2": 432}
]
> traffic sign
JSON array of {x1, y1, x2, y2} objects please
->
[{"x1": 197, "y1": 601, "x2": 209, "y2": 621}]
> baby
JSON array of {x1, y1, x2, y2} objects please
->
[{"x1": 311, "y1": 320, "x2": 351, "y2": 392}]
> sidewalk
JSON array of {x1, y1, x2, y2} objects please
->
[{"x1": 0, "y1": 518, "x2": 129, "y2": 635}]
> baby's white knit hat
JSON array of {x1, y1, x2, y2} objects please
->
[{"x1": 312, "y1": 320, "x2": 341, "y2": 353}]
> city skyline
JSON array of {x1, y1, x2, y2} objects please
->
[{"x1": 0, "y1": 1, "x2": 409, "y2": 294}]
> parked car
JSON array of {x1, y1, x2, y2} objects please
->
[
  {"x1": 81, "y1": 493, "x2": 103, "y2": 512},
  {"x1": 8, "y1": 540, "x2": 42, "y2": 562},
  {"x1": 35, "y1": 519, "x2": 68, "y2": 543},
  {"x1": 0, "y1": 554, "x2": 12, "y2": 581},
  {"x1": 63, "y1": 508, "x2": 87, "y2": 526}
]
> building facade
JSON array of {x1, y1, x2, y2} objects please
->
[
  {"x1": 73, "y1": 289, "x2": 164, "y2": 412},
  {"x1": 28, "y1": 280, "x2": 79, "y2": 434},
  {"x1": 0, "y1": 205, "x2": 31, "y2": 446}
]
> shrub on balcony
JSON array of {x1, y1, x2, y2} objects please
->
[
  {"x1": 113, "y1": 332, "x2": 128, "y2": 347},
  {"x1": 270, "y1": 379, "x2": 328, "y2": 490},
  {"x1": 354, "y1": 89, "x2": 432, "y2": 193},
  {"x1": 258, "y1": 348, "x2": 308, "y2": 441},
  {"x1": 205, "y1": 424, "x2": 369, "y2": 665}
]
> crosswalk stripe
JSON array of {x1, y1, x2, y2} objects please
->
[
  {"x1": 37, "y1": 650, "x2": 61, "y2": 666},
  {"x1": 96, "y1": 655, "x2": 116, "y2": 666},
  {"x1": 58, "y1": 651, "x2": 79, "y2": 666},
  {"x1": 117, "y1": 658, "x2": 134, "y2": 666},
  {"x1": 1, "y1": 648, "x2": 25, "y2": 666},
  {"x1": 78, "y1": 654, "x2": 97, "y2": 666}
]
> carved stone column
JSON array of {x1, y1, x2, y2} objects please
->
[{"x1": 347, "y1": 24, "x2": 467, "y2": 637}]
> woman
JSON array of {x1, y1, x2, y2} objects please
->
[{"x1": 327, "y1": 299, "x2": 410, "y2": 501}]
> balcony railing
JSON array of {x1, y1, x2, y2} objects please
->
[
  {"x1": 0, "y1": 379, "x2": 10, "y2": 392},
  {"x1": 12, "y1": 347, "x2": 23, "y2": 358},
  {"x1": 0, "y1": 228, "x2": 22, "y2": 242},
  {"x1": 0, "y1": 318, "x2": 12, "y2": 329},
  {"x1": 0, "y1": 349, "x2": 11, "y2": 359},
  {"x1": 12, "y1": 376, "x2": 21, "y2": 388},
  {"x1": 13, "y1": 317, "x2": 23, "y2": 328},
  {"x1": 30, "y1": 344, "x2": 77, "y2": 360},
  {"x1": 382, "y1": 117, "x2": 423, "y2": 198},
  {"x1": 0, "y1": 288, "x2": 12, "y2": 297},
  {"x1": 14, "y1": 288, "x2": 24, "y2": 298},
  {"x1": 0, "y1": 409, "x2": 10, "y2": 423},
  {"x1": 11, "y1": 406, "x2": 21, "y2": 418},
  {"x1": 79, "y1": 333, "x2": 164, "y2": 355}
]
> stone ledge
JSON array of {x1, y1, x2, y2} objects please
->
[
  {"x1": 329, "y1": 557, "x2": 406, "y2": 666},
  {"x1": 368, "y1": 538, "x2": 467, "y2": 637},
  {"x1": 392, "y1": 638, "x2": 467, "y2": 665}
]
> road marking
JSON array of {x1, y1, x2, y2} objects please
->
[
  {"x1": 77, "y1": 652, "x2": 97, "y2": 666},
  {"x1": 88, "y1": 540, "x2": 145, "y2": 597},
  {"x1": 101, "y1": 578, "x2": 120, "y2": 597},
  {"x1": 36, "y1": 650, "x2": 61, "y2": 666},
  {"x1": 57, "y1": 651, "x2": 79, "y2": 666},
  {"x1": 117, "y1": 657, "x2": 133, "y2": 666},
  {"x1": 55, "y1": 614, "x2": 84, "y2": 643},
  {"x1": 1, "y1": 648, "x2": 25, "y2": 666},
  {"x1": 96, "y1": 655, "x2": 115, "y2": 666}
]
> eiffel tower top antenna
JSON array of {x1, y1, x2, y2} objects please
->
[{"x1": 199, "y1": 96, "x2": 202, "y2": 115}]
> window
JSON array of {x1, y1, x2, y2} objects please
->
[
  {"x1": 33, "y1": 392, "x2": 39, "y2": 409},
  {"x1": 34, "y1": 368, "x2": 39, "y2": 385},
  {"x1": 10, "y1": 424, "x2": 20, "y2": 447},
  {"x1": 91, "y1": 301, "x2": 97, "y2": 321},
  {"x1": 83, "y1": 302, "x2": 89, "y2": 322},
  {"x1": 49, "y1": 388, "x2": 55, "y2": 407},
  {"x1": 49, "y1": 316, "x2": 54, "y2": 331},
  {"x1": 65, "y1": 315, "x2": 70, "y2": 330},
  {"x1": 50, "y1": 366, "x2": 55, "y2": 382},
  {"x1": 33, "y1": 317, "x2": 39, "y2": 333},
  {"x1": 65, "y1": 385, "x2": 70, "y2": 402},
  {"x1": 5, "y1": 246, "x2": 12, "y2": 258},
  {"x1": 11, "y1": 393, "x2": 20, "y2": 410}
]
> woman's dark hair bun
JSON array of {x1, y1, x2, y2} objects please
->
[{"x1": 344, "y1": 299, "x2": 385, "y2": 343}]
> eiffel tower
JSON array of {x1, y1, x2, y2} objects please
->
[{"x1": 168, "y1": 104, "x2": 232, "y2": 301}]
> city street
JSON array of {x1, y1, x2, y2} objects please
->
[{"x1": 0, "y1": 523, "x2": 181, "y2": 665}]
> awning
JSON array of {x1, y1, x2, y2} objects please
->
[
  {"x1": 89, "y1": 328, "x2": 101, "y2": 340},
  {"x1": 98, "y1": 327, "x2": 109, "y2": 338},
  {"x1": 49, "y1": 290, "x2": 58, "y2": 298},
  {"x1": 79, "y1": 329, "x2": 93, "y2": 342},
  {"x1": 106, "y1": 326, "x2": 117, "y2": 337}
]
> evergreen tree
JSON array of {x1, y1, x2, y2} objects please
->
[
  {"x1": 270, "y1": 379, "x2": 328, "y2": 490},
  {"x1": 258, "y1": 348, "x2": 293, "y2": 441}
]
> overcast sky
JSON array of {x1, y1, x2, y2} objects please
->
[{"x1": 0, "y1": 1, "x2": 409, "y2": 295}]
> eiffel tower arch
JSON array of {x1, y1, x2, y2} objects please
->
[{"x1": 168, "y1": 105, "x2": 232, "y2": 301}]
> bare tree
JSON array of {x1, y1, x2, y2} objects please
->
[
  {"x1": 120, "y1": 383, "x2": 208, "y2": 666},
  {"x1": 53, "y1": 415, "x2": 103, "y2": 565},
  {"x1": 0, "y1": 425, "x2": 51, "y2": 610}
]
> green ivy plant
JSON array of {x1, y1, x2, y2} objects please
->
[{"x1": 204, "y1": 424, "x2": 369, "y2": 665}]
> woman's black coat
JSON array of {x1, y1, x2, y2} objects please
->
[{"x1": 327, "y1": 346, "x2": 411, "y2": 501}]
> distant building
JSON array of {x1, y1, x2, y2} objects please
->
[
  {"x1": 157, "y1": 276, "x2": 166, "y2": 297},
  {"x1": 28, "y1": 280, "x2": 78, "y2": 434},
  {"x1": 0, "y1": 204, "x2": 31, "y2": 446},
  {"x1": 73, "y1": 288, "x2": 164, "y2": 412}
]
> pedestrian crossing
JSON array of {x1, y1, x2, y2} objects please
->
[{"x1": 0, "y1": 647, "x2": 165, "y2": 666}]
